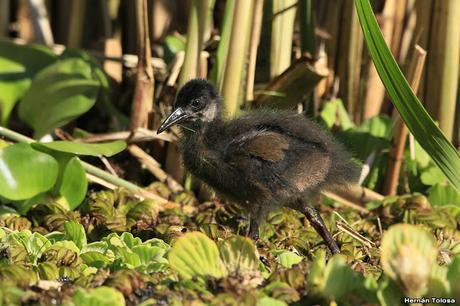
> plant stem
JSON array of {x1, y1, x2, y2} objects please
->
[
  {"x1": 383, "y1": 45, "x2": 426, "y2": 195},
  {"x1": 130, "y1": 0, "x2": 154, "y2": 131}
]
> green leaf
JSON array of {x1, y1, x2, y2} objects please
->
[
  {"x1": 258, "y1": 296, "x2": 288, "y2": 306},
  {"x1": 72, "y1": 286, "x2": 125, "y2": 306},
  {"x1": 59, "y1": 157, "x2": 87, "y2": 209},
  {"x1": 427, "y1": 184, "x2": 460, "y2": 206},
  {"x1": 447, "y1": 256, "x2": 460, "y2": 301},
  {"x1": 0, "y1": 143, "x2": 58, "y2": 200},
  {"x1": 168, "y1": 231, "x2": 227, "y2": 279},
  {"x1": 80, "y1": 251, "x2": 113, "y2": 268},
  {"x1": 6, "y1": 231, "x2": 51, "y2": 264},
  {"x1": 355, "y1": 0, "x2": 460, "y2": 192},
  {"x1": 33, "y1": 140, "x2": 126, "y2": 157},
  {"x1": 64, "y1": 221, "x2": 87, "y2": 250},
  {"x1": 18, "y1": 58, "x2": 100, "y2": 138},
  {"x1": 380, "y1": 224, "x2": 437, "y2": 296},
  {"x1": 358, "y1": 115, "x2": 393, "y2": 140},
  {"x1": 133, "y1": 245, "x2": 166, "y2": 266},
  {"x1": 428, "y1": 265, "x2": 449, "y2": 297},
  {"x1": 219, "y1": 236, "x2": 259, "y2": 274},
  {"x1": 323, "y1": 255, "x2": 361, "y2": 300},
  {"x1": 319, "y1": 99, "x2": 355, "y2": 130},
  {"x1": 420, "y1": 165, "x2": 447, "y2": 186},
  {"x1": 276, "y1": 251, "x2": 302, "y2": 269},
  {"x1": 164, "y1": 34, "x2": 186, "y2": 64},
  {"x1": 0, "y1": 41, "x2": 57, "y2": 125}
]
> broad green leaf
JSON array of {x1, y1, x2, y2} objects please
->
[
  {"x1": 164, "y1": 34, "x2": 186, "y2": 64},
  {"x1": 447, "y1": 256, "x2": 460, "y2": 301},
  {"x1": 59, "y1": 157, "x2": 87, "y2": 209},
  {"x1": 258, "y1": 297, "x2": 288, "y2": 306},
  {"x1": 169, "y1": 231, "x2": 227, "y2": 279},
  {"x1": 380, "y1": 224, "x2": 437, "y2": 296},
  {"x1": 323, "y1": 255, "x2": 361, "y2": 300},
  {"x1": 428, "y1": 265, "x2": 449, "y2": 297},
  {"x1": 358, "y1": 115, "x2": 393, "y2": 140},
  {"x1": 420, "y1": 165, "x2": 447, "y2": 186},
  {"x1": 37, "y1": 262, "x2": 60, "y2": 280},
  {"x1": 33, "y1": 140, "x2": 126, "y2": 157},
  {"x1": 0, "y1": 41, "x2": 56, "y2": 124},
  {"x1": 18, "y1": 58, "x2": 100, "y2": 138},
  {"x1": 355, "y1": 0, "x2": 460, "y2": 192},
  {"x1": 276, "y1": 251, "x2": 303, "y2": 269},
  {"x1": 319, "y1": 99, "x2": 355, "y2": 130},
  {"x1": 6, "y1": 231, "x2": 51, "y2": 264},
  {"x1": 307, "y1": 249, "x2": 326, "y2": 289},
  {"x1": 219, "y1": 236, "x2": 259, "y2": 274},
  {"x1": 80, "y1": 251, "x2": 113, "y2": 268},
  {"x1": 64, "y1": 221, "x2": 87, "y2": 250},
  {"x1": 427, "y1": 184, "x2": 460, "y2": 206},
  {"x1": 72, "y1": 286, "x2": 125, "y2": 306},
  {"x1": 133, "y1": 245, "x2": 166, "y2": 266},
  {"x1": 0, "y1": 143, "x2": 58, "y2": 200},
  {"x1": 116, "y1": 247, "x2": 141, "y2": 268},
  {"x1": 60, "y1": 49, "x2": 128, "y2": 129}
]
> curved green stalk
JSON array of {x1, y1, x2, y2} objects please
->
[{"x1": 355, "y1": 0, "x2": 460, "y2": 192}]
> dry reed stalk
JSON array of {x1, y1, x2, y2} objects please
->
[
  {"x1": 424, "y1": 0, "x2": 460, "y2": 140},
  {"x1": 362, "y1": 0, "x2": 396, "y2": 120},
  {"x1": 129, "y1": 0, "x2": 154, "y2": 131},
  {"x1": 245, "y1": 0, "x2": 264, "y2": 102},
  {"x1": 383, "y1": 45, "x2": 426, "y2": 195}
]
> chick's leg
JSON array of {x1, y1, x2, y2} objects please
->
[
  {"x1": 248, "y1": 216, "x2": 259, "y2": 241},
  {"x1": 294, "y1": 199, "x2": 340, "y2": 254}
]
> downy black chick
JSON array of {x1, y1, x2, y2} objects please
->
[{"x1": 157, "y1": 79, "x2": 360, "y2": 253}]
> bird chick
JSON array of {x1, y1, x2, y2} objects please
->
[{"x1": 158, "y1": 79, "x2": 360, "y2": 254}]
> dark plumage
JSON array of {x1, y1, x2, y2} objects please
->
[{"x1": 158, "y1": 79, "x2": 360, "y2": 253}]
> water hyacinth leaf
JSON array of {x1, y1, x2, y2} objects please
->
[
  {"x1": 276, "y1": 251, "x2": 303, "y2": 269},
  {"x1": 258, "y1": 296, "x2": 288, "y2": 306},
  {"x1": 59, "y1": 157, "x2": 87, "y2": 209},
  {"x1": 427, "y1": 184, "x2": 460, "y2": 206},
  {"x1": 420, "y1": 166, "x2": 447, "y2": 186},
  {"x1": 33, "y1": 140, "x2": 126, "y2": 157},
  {"x1": 133, "y1": 245, "x2": 167, "y2": 266},
  {"x1": 358, "y1": 115, "x2": 393, "y2": 140},
  {"x1": 355, "y1": 0, "x2": 460, "y2": 192},
  {"x1": 169, "y1": 231, "x2": 227, "y2": 279},
  {"x1": 0, "y1": 41, "x2": 57, "y2": 125},
  {"x1": 6, "y1": 231, "x2": 51, "y2": 264},
  {"x1": 64, "y1": 221, "x2": 87, "y2": 250},
  {"x1": 37, "y1": 262, "x2": 60, "y2": 280},
  {"x1": 447, "y1": 256, "x2": 460, "y2": 301},
  {"x1": 80, "y1": 252, "x2": 113, "y2": 268},
  {"x1": 380, "y1": 224, "x2": 437, "y2": 296},
  {"x1": 307, "y1": 249, "x2": 326, "y2": 289},
  {"x1": 428, "y1": 265, "x2": 449, "y2": 297},
  {"x1": 0, "y1": 143, "x2": 58, "y2": 200},
  {"x1": 72, "y1": 286, "x2": 125, "y2": 306},
  {"x1": 219, "y1": 236, "x2": 259, "y2": 274},
  {"x1": 323, "y1": 255, "x2": 361, "y2": 300},
  {"x1": 18, "y1": 58, "x2": 100, "y2": 139},
  {"x1": 116, "y1": 247, "x2": 141, "y2": 268},
  {"x1": 319, "y1": 99, "x2": 355, "y2": 130},
  {"x1": 164, "y1": 34, "x2": 186, "y2": 64}
]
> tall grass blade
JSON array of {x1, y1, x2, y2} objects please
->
[{"x1": 355, "y1": 0, "x2": 460, "y2": 192}]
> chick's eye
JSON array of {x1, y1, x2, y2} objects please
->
[{"x1": 191, "y1": 99, "x2": 202, "y2": 109}]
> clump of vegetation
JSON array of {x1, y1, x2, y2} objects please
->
[{"x1": 0, "y1": 0, "x2": 459, "y2": 305}]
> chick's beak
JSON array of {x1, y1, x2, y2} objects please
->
[{"x1": 157, "y1": 107, "x2": 189, "y2": 134}]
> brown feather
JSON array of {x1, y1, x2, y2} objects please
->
[{"x1": 245, "y1": 131, "x2": 289, "y2": 162}]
